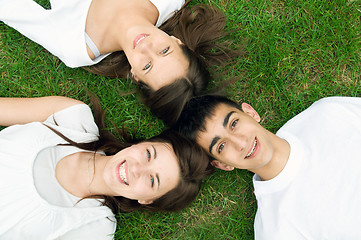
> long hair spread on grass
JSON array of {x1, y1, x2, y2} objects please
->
[
  {"x1": 84, "y1": 1, "x2": 244, "y2": 125},
  {"x1": 44, "y1": 95, "x2": 213, "y2": 213}
]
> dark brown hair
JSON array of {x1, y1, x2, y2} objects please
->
[
  {"x1": 174, "y1": 95, "x2": 242, "y2": 141},
  {"x1": 85, "y1": 2, "x2": 243, "y2": 125},
  {"x1": 46, "y1": 97, "x2": 212, "y2": 213}
]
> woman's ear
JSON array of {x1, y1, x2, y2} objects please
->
[
  {"x1": 138, "y1": 199, "x2": 153, "y2": 205},
  {"x1": 130, "y1": 69, "x2": 139, "y2": 82},
  {"x1": 241, "y1": 103, "x2": 261, "y2": 122},
  {"x1": 211, "y1": 160, "x2": 234, "y2": 171},
  {"x1": 170, "y1": 36, "x2": 183, "y2": 45}
]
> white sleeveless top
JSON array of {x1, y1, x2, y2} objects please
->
[
  {"x1": 0, "y1": 104, "x2": 116, "y2": 239},
  {"x1": 0, "y1": 0, "x2": 185, "y2": 67}
]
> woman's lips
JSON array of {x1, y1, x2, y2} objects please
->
[{"x1": 133, "y1": 34, "x2": 148, "y2": 49}]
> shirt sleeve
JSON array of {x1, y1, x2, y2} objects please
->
[
  {"x1": 56, "y1": 216, "x2": 117, "y2": 240},
  {"x1": 151, "y1": 0, "x2": 185, "y2": 27},
  {"x1": 0, "y1": 0, "x2": 57, "y2": 52},
  {"x1": 0, "y1": 0, "x2": 93, "y2": 67},
  {"x1": 43, "y1": 104, "x2": 99, "y2": 137}
]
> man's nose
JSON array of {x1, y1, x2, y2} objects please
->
[{"x1": 229, "y1": 134, "x2": 247, "y2": 152}]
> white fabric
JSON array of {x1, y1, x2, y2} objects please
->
[
  {"x1": 85, "y1": 32, "x2": 101, "y2": 58},
  {"x1": 253, "y1": 97, "x2": 361, "y2": 240},
  {"x1": 0, "y1": 104, "x2": 116, "y2": 239},
  {"x1": 0, "y1": 0, "x2": 185, "y2": 67}
]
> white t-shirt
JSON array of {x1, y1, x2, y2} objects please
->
[
  {"x1": 254, "y1": 97, "x2": 361, "y2": 239},
  {"x1": 0, "y1": 0, "x2": 185, "y2": 67},
  {"x1": 0, "y1": 104, "x2": 116, "y2": 239}
]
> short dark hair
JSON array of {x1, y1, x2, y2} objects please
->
[{"x1": 173, "y1": 95, "x2": 242, "y2": 141}]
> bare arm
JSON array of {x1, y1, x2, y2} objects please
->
[{"x1": 0, "y1": 96, "x2": 84, "y2": 126}]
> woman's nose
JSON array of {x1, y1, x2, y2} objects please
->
[
  {"x1": 139, "y1": 41, "x2": 156, "y2": 55},
  {"x1": 132, "y1": 162, "x2": 147, "y2": 177}
]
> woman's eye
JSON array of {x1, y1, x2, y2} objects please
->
[
  {"x1": 231, "y1": 119, "x2": 238, "y2": 129},
  {"x1": 161, "y1": 47, "x2": 169, "y2": 54},
  {"x1": 143, "y1": 62, "x2": 151, "y2": 70},
  {"x1": 217, "y1": 143, "x2": 225, "y2": 154},
  {"x1": 146, "y1": 149, "x2": 151, "y2": 161},
  {"x1": 150, "y1": 175, "x2": 154, "y2": 187}
]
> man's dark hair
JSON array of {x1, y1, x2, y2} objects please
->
[{"x1": 173, "y1": 95, "x2": 242, "y2": 141}]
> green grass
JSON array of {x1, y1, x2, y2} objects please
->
[{"x1": 1, "y1": 0, "x2": 361, "y2": 239}]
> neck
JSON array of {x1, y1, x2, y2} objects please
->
[
  {"x1": 85, "y1": 0, "x2": 159, "y2": 54},
  {"x1": 87, "y1": 154, "x2": 113, "y2": 197},
  {"x1": 253, "y1": 131, "x2": 290, "y2": 181},
  {"x1": 56, "y1": 152, "x2": 113, "y2": 198}
]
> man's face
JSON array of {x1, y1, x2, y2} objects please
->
[{"x1": 196, "y1": 103, "x2": 275, "y2": 172}]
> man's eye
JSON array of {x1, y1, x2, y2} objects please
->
[
  {"x1": 231, "y1": 119, "x2": 238, "y2": 129},
  {"x1": 150, "y1": 176, "x2": 154, "y2": 187},
  {"x1": 217, "y1": 143, "x2": 225, "y2": 154},
  {"x1": 161, "y1": 47, "x2": 169, "y2": 54},
  {"x1": 143, "y1": 62, "x2": 151, "y2": 70}
]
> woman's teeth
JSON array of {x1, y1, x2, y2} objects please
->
[
  {"x1": 136, "y1": 35, "x2": 146, "y2": 45},
  {"x1": 119, "y1": 162, "x2": 128, "y2": 185},
  {"x1": 245, "y1": 139, "x2": 257, "y2": 158}
]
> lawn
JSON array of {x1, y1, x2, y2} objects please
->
[{"x1": 1, "y1": 0, "x2": 360, "y2": 239}]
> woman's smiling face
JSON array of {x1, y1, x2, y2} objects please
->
[
  {"x1": 124, "y1": 26, "x2": 189, "y2": 91},
  {"x1": 103, "y1": 141, "x2": 180, "y2": 204}
]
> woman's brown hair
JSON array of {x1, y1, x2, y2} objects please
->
[
  {"x1": 46, "y1": 97, "x2": 213, "y2": 213},
  {"x1": 85, "y1": 1, "x2": 243, "y2": 125}
]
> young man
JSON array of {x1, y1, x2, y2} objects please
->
[{"x1": 174, "y1": 95, "x2": 361, "y2": 239}]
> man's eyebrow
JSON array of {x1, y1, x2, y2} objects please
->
[
  {"x1": 208, "y1": 111, "x2": 235, "y2": 154},
  {"x1": 223, "y1": 111, "x2": 235, "y2": 128},
  {"x1": 209, "y1": 136, "x2": 220, "y2": 154}
]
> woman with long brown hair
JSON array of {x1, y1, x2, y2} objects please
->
[
  {"x1": 0, "y1": 96, "x2": 211, "y2": 239},
  {"x1": 0, "y1": 0, "x2": 241, "y2": 125}
]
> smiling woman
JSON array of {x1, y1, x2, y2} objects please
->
[
  {"x1": 0, "y1": 0, "x2": 242, "y2": 125},
  {"x1": 0, "y1": 96, "x2": 211, "y2": 239},
  {"x1": 101, "y1": 142, "x2": 180, "y2": 204}
]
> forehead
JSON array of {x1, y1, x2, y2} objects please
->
[
  {"x1": 154, "y1": 142, "x2": 179, "y2": 168},
  {"x1": 156, "y1": 142, "x2": 174, "y2": 159},
  {"x1": 154, "y1": 142, "x2": 180, "y2": 193},
  {"x1": 204, "y1": 103, "x2": 243, "y2": 130}
]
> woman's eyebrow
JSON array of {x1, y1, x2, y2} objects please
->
[
  {"x1": 152, "y1": 145, "x2": 157, "y2": 159},
  {"x1": 156, "y1": 173, "x2": 160, "y2": 190},
  {"x1": 152, "y1": 145, "x2": 160, "y2": 189}
]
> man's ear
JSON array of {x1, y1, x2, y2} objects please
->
[
  {"x1": 138, "y1": 199, "x2": 153, "y2": 205},
  {"x1": 241, "y1": 103, "x2": 261, "y2": 122},
  {"x1": 211, "y1": 160, "x2": 235, "y2": 171}
]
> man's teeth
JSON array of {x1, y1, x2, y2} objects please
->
[
  {"x1": 119, "y1": 162, "x2": 128, "y2": 185},
  {"x1": 246, "y1": 139, "x2": 257, "y2": 158}
]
